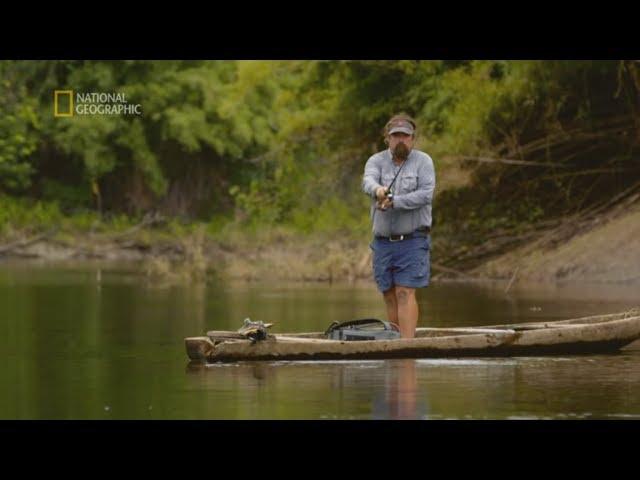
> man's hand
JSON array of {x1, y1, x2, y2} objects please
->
[
  {"x1": 375, "y1": 186, "x2": 388, "y2": 201},
  {"x1": 377, "y1": 197, "x2": 393, "y2": 211}
]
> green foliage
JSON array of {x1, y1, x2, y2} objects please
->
[
  {"x1": 0, "y1": 59, "x2": 638, "y2": 244},
  {"x1": 0, "y1": 195, "x2": 63, "y2": 233},
  {"x1": 0, "y1": 63, "x2": 40, "y2": 191},
  {"x1": 40, "y1": 179, "x2": 92, "y2": 210}
]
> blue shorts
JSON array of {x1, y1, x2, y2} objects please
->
[{"x1": 370, "y1": 233, "x2": 431, "y2": 293}]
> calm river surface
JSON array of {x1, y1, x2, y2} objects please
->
[{"x1": 1, "y1": 261, "x2": 639, "y2": 419}]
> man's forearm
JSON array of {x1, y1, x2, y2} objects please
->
[
  {"x1": 392, "y1": 188, "x2": 433, "y2": 210},
  {"x1": 363, "y1": 157, "x2": 384, "y2": 198},
  {"x1": 362, "y1": 177, "x2": 382, "y2": 198}
]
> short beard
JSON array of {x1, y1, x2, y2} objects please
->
[{"x1": 393, "y1": 143, "x2": 410, "y2": 161}]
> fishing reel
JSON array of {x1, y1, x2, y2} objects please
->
[{"x1": 376, "y1": 187, "x2": 393, "y2": 211}]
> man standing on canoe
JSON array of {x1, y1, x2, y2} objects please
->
[{"x1": 362, "y1": 114, "x2": 436, "y2": 338}]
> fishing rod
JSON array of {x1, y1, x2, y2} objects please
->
[
  {"x1": 372, "y1": 154, "x2": 407, "y2": 219},
  {"x1": 384, "y1": 155, "x2": 408, "y2": 201}
]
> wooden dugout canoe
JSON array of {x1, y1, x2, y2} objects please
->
[{"x1": 185, "y1": 310, "x2": 640, "y2": 363}]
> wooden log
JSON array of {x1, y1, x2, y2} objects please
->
[
  {"x1": 207, "y1": 330, "x2": 247, "y2": 340},
  {"x1": 185, "y1": 337, "x2": 215, "y2": 361},
  {"x1": 482, "y1": 310, "x2": 639, "y2": 329},
  {"x1": 187, "y1": 311, "x2": 640, "y2": 362},
  {"x1": 205, "y1": 330, "x2": 519, "y2": 362}
]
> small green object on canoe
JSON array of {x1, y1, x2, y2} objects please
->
[
  {"x1": 236, "y1": 318, "x2": 273, "y2": 343},
  {"x1": 185, "y1": 310, "x2": 640, "y2": 363}
]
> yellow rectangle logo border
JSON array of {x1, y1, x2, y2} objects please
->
[{"x1": 54, "y1": 90, "x2": 74, "y2": 117}]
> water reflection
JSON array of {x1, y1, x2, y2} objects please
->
[
  {"x1": 2, "y1": 263, "x2": 640, "y2": 419},
  {"x1": 186, "y1": 359, "x2": 427, "y2": 419},
  {"x1": 184, "y1": 352, "x2": 640, "y2": 420},
  {"x1": 371, "y1": 360, "x2": 426, "y2": 420}
]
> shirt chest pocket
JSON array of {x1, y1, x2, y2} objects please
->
[
  {"x1": 382, "y1": 173, "x2": 395, "y2": 188},
  {"x1": 400, "y1": 174, "x2": 418, "y2": 193}
]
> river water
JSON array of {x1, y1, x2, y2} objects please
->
[{"x1": 1, "y1": 262, "x2": 639, "y2": 419}]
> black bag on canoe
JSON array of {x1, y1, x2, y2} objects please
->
[{"x1": 325, "y1": 318, "x2": 401, "y2": 341}]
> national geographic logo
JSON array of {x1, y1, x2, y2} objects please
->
[
  {"x1": 54, "y1": 90, "x2": 142, "y2": 117},
  {"x1": 54, "y1": 90, "x2": 74, "y2": 117}
]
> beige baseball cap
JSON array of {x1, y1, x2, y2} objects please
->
[{"x1": 388, "y1": 119, "x2": 415, "y2": 135}]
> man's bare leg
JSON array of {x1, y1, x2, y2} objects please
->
[
  {"x1": 382, "y1": 287, "x2": 398, "y2": 327},
  {"x1": 395, "y1": 286, "x2": 418, "y2": 338}
]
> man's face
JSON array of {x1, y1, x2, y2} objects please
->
[{"x1": 388, "y1": 132, "x2": 414, "y2": 159}]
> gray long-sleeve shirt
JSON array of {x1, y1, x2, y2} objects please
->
[{"x1": 362, "y1": 149, "x2": 436, "y2": 237}]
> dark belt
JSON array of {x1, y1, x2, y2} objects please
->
[{"x1": 376, "y1": 227, "x2": 430, "y2": 242}]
